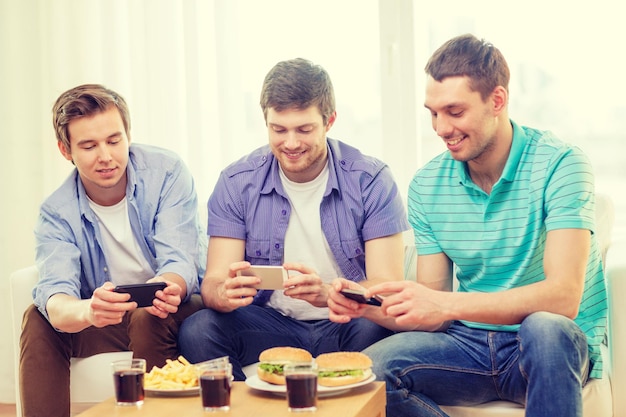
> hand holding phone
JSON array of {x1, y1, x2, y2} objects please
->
[
  {"x1": 236, "y1": 265, "x2": 288, "y2": 290},
  {"x1": 113, "y1": 282, "x2": 167, "y2": 307},
  {"x1": 340, "y1": 288, "x2": 384, "y2": 306}
]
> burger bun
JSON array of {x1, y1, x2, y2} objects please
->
[
  {"x1": 259, "y1": 346, "x2": 313, "y2": 363},
  {"x1": 257, "y1": 347, "x2": 313, "y2": 385},
  {"x1": 315, "y1": 351, "x2": 373, "y2": 387}
]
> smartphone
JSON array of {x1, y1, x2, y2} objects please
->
[
  {"x1": 340, "y1": 288, "x2": 384, "y2": 306},
  {"x1": 236, "y1": 265, "x2": 288, "y2": 290},
  {"x1": 113, "y1": 282, "x2": 167, "y2": 307}
]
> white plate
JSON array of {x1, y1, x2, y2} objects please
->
[
  {"x1": 145, "y1": 386, "x2": 199, "y2": 397},
  {"x1": 245, "y1": 373, "x2": 376, "y2": 398}
]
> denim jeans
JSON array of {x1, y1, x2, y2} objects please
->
[
  {"x1": 178, "y1": 304, "x2": 394, "y2": 380},
  {"x1": 363, "y1": 312, "x2": 590, "y2": 417}
]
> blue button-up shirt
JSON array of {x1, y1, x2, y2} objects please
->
[
  {"x1": 207, "y1": 138, "x2": 410, "y2": 303},
  {"x1": 34, "y1": 143, "x2": 207, "y2": 320}
]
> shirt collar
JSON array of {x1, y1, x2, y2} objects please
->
[
  {"x1": 77, "y1": 150, "x2": 135, "y2": 219},
  {"x1": 260, "y1": 141, "x2": 339, "y2": 197},
  {"x1": 455, "y1": 119, "x2": 527, "y2": 184}
]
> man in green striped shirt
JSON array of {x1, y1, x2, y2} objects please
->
[{"x1": 328, "y1": 34, "x2": 607, "y2": 417}]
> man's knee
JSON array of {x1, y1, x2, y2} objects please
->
[
  {"x1": 519, "y1": 312, "x2": 588, "y2": 362},
  {"x1": 520, "y1": 312, "x2": 583, "y2": 342}
]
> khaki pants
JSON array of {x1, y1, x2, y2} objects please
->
[{"x1": 19, "y1": 295, "x2": 204, "y2": 417}]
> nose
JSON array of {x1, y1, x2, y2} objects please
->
[
  {"x1": 434, "y1": 115, "x2": 453, "y2": 139},
  {"x1": 283, "y1": 131, "x2": 300, "y2": 149},
  {"x1": 96, "y1": 143, "x2": 112, "y2": 162}
]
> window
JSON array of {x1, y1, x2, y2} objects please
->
[{"x1": 409, "y1": 1, "x2": 626, "y2": 238}]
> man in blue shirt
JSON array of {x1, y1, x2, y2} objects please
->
[
  {"x1": 327, "y1": 34, "x2": 607, "y2": 417},
  {"x1": 179, "y1": 58, "x2": 409, "y2": 380},
  {"x1": 20, "y1": 84, "x2": 207, "y2": 417}
]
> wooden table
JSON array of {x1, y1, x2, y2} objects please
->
[{"x1": 76, "y1": 381, "x2": 385, "y2": 417}]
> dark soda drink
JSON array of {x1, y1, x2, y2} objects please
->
[
  {"x1": 286, "y1": 374, "x2": 317, "y2": 410},
  {"x1": 200, "y1": 373, "x2": 231, "y2": 410},
  {"x1": 113, "y1": 370, "x2": 145, "y2": 405}
]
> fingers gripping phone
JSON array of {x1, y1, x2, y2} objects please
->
[
  {"x1": 113, "y1": 282, "x2": 167, "y2": 307},
  {"x1": 340, "y1": 288, "x2": 384, "y2": 306}
]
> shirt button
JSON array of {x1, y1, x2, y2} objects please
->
[
  {"x1": 274, "y1": 243, "x2": 280, "y2": 249},
  {"x1": 256, "y1": 250, "x2": 261, "y2": 256},
  {"x1": 355, "y1": 249, "x2": 362, "y2": 255},
  {"x1": 340, "y1": 160, "x2": 346, "y2": 165},
  {"x1": 282, "y1": 209, "x2": 287, "y2": 215}
]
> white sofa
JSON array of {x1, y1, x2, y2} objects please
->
[
  {"x1": 10, "y1": 266, "x2": 131, "y2": 417},
  {"x1": 11, "y1": 195, "x2": 623, "y2": 416},
  {"x1": 402, "y1": 193, "x2": 622, "y2": 416}
]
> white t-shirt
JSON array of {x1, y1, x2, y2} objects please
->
[
  {"x1": 268, "y1": 162, "x2": 342, "y2": 320},
  {"x1": 88, "y1": 197, "x2": 155, "y2": 285}
]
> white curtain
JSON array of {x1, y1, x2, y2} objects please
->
[
  {"x1": 0, "y1": 0, "x2": 226, "y2": 402},
  {"x1": 0, "y1": 0, "x2": 390, "y2": 402}
]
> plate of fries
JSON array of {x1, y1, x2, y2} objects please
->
[{"x1": 144, "y1": 356, "x2": 200, "y2": 396}]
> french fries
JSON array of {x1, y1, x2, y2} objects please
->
[{"x1": 144, "y1": 356, "x2": 198, "y2": 390}]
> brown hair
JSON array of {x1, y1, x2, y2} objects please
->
[
  {"x1": 260, "y1": 58, "x2": 335, "y2": 125},
  {"x1": 425, "y1": 34, "x2": 510, "y2": 100},
  {"x1": 53, "y1": 84, "x2": 130, "y2": 152}
]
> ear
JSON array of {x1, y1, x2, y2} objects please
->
[
  {"x1": 492, "y1": 86, "x2": 508, "y2": 116},
  {"x1": 325, "y1": 111, "x2": 337, "y2": 131},
  {"x1": 57, "y1": 140, "x2": 73, "y2": 162}
]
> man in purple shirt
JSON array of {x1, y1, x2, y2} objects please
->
[{"x1": 179, "y1": 58, "x2": 409, "y2": 379}]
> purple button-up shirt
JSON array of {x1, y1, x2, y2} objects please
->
[{"x1": 207, "y1": 138, "x2": 409, "y2": 304}]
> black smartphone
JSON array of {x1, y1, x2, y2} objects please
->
[
  {"x1": 340, "y1": 288, "x2": 384, "y2": 306},
  {"x1": 113, "y1": 282, "x2": 167, "y2": 307}
]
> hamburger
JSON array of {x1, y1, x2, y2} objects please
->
[
  {"x1": 315, "y1": 351, "x2": 373, "y2": 387},
  {"x1": 257, "y1": 347, "x2": 313, "y2": 385}
]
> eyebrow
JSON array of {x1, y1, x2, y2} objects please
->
[
  {"x1": 424, "y1": 103, "x2": 464, "y2": 111},
  {"x1": 268, "y1": 122, "x2": 316, "y2": 129}
]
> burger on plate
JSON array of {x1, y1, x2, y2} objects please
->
[
  {"x1": 315, "y1": 351, "x2": 373, "y2": 387},
  {"x1": 257, "y1": 346, "x2": 313, "y2": 385}
]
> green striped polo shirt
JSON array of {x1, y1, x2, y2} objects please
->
[{"x1": 407, "y1": 120, "x2": 608, "y2": 378}]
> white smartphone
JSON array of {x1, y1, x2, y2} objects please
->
[{"x1": 236, "y1": 265, "x2": 288, "y2": 290}]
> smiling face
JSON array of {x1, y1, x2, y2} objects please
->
[
  {"x1": 58, "y1": 105, "x2": 130, "y2": 205},
  {"x1": 267, "y1": 105, "x2": 335, "y2": 183},
  {"x1": 424, "y1": 75, "x2": 506, "y2": 165}
]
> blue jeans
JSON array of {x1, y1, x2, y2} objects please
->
[
  {"x1": 178, "y1": 304, "x2": 394, "y2": 380},
  {"x1": 363, "y1": 312, "x2": 590, "y2": 417}
]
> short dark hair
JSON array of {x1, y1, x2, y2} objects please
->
[
  {"x1": 53, "y1": 84, "x2": 130, "y2": 152},
  {"x1": 260, "y1": 58, "x2": 335, "y2": 125},
  {"x1": 425, "y1": 34, "x2": 510, "y2": 100}
]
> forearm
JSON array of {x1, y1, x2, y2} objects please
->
[
  {"x1": 46, "y1": 294, "x2": 92, "y2": 333},
  {"x1": 361, "y1": 233, "x2": 405, "y2": 288},
  {"x1": 445, "y1": 279, "x2": 582, "y2": 325}
]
